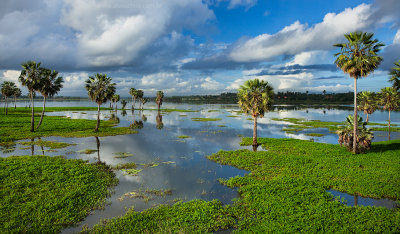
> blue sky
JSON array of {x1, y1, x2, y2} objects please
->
[{"x1": 0, "y1": 0, "x2": 399, "y2": 97}]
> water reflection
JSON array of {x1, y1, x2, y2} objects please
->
[
  {"x1": 327, "y1": 189, "x2": 398, "y2": 209},
  {"x1": 156, "y1": 112, "x2": 163, "y2": 130}
]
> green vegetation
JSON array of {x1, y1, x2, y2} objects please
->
[
  {"x1": 86, "y1": 137, "x2": 400, "y2": 233},
  {"x1": 177, "y1": 135, "x2": 191, "y2": 139},
  {"x1": 112, "y1": 162, "x2": 137, "y2": 170},
  {"x1": 305, "y1": 133, "x2": 325, "y2": 137},
  {"x1": 145, "y1": 188, "x2": 173, "y2": 196},
  {"x1": 77, "y1": 149, "x2": 98, "y2": 154},
  {"x1": 0, "y1": 156, "x2": 117, "y2": 233},
  {"x1": 121, "y1": 169, "x2": 142, "y2": 176},
  {"x1": 19, "y1": 140, "x2": 75, "y2": 149},
  {"x1": 113, "y1": 152, "x2": 134, "y2": 158},
  {"x1": 191, "y1": 117, "x2": 222, "y2": 122},
  {"x1": 0, "y1": 109, "x2": 136, "y2": 143}
]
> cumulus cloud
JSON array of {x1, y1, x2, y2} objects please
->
[
  {"x1": 381, "y1": 29, "x2": 400, "y2": 70},
  {"x1": 229, "y1": 4, "x2": 373, "y2": 62},
  {"x1": 0, "y1": 70, "x2": 21, "y2": 87}
]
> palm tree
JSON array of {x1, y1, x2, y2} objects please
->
[
  {"x1": 238, "y1": 79, "x2": 274, "y2": 149},
  {"x1": 1, "y1": 81, "x2": 17, "y2": 115},
  {"x1": 141, "y1": 97, "x2": 147, "y2": 109},
  {"x1": 389, "y1": 60, "x2": 400, "y2": 92},
  {"x1": 19, "y1": 61, "x2": 43, "y2": 132},
  {"x1": 334, "y1": 32, "x2": 384, "y2": 153},
  {"x1": 36, "y1": 69, "x2": 64, "y2": 129},
  {"x1": 13, "y1": 87, "x2": 21, "y2": 109},
  {"x1": 129, "y1": 88, "x2": 137, "y2": 110},
  {"x1": 121, "y1": 99, "x2": 127, "y2": 109},
  {"x1": 112, "y1": 94, "x2": 120, "y2": 112},
  {"x1": 137, "y1": 90, "x2": 144, "y2": 109},
  {"x1": 156, "y1": 91, "x2": 164, "y2": 111},
  {"x1": 379, "y1": 87, "x2": 400, "y2": 141},
  {"x1": 85, "y1": 73, "x2": 116, "y2": 132},
  {"x1": 337, "y1": 115, "x2": 373, "y2": 152},
  {"x1": 357, "y1": 91, "x2": 377, "y2": 123}
]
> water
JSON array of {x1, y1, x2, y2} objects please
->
[
  {"x1": 1, "y1": 101, "x2": 399, "y2": 232},
  {"x1": 327, "y1": 189, "x2": 399, "y2": 209}
]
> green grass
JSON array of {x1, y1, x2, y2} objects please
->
[
  {"x1": 112, "y1": 162, "x2": 137, "y2": 169},
  {"x1": 86, "y1": 138, "x2": 400, "y2": 233},
  {"x1": 19, "y1": 140, "x2": 76, "y2": 149},
  {"x1": 305, "y1": 133, "x2": 325, "y2": 137},
  {"x1": 191, "y1": 117, "x2": 222, "y2": 122},
  {"x1": 177, "y1": 135, "x2": 191, "y2": 139},
  {"x1": 0, "y1": 108, "x2": 137, "y2": 143},
  {"x1": 0, "y1": 156, "x2": 118, "y2": 233}
]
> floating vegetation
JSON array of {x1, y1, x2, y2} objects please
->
[
  {"x1": 76, "y1": 149, "x2": 98, "y2": 154},
  {"x1": 113, "y1": 162, "x2": 137, "y2": 170},
  {"x1": 118, "y1": 191, "x2": 150, "y2": 202},
  {"x1": 208, "y1": 110, "x2": 220, "y2": 112},
  {"x1": 179, "y1": 114, "x2": 188, "y2": 117},
  {"x1": 226, "y1": 115, "x2": 239, "y2": 118},
  {"x1": 20, "y1": 140, "x2": 76, "y2": 149},
  {"x1": 113, "y1": 152, "x2": 134, "y2": 158},
  {"x1": 118, "y1": 188, "x2": 172, "y2": 202},
  {"x1": 177, "y1": 135, "x2": 191, "y2": 139},
  {"x1": 121, "y1": 168, "x2": 142, "y2": 176},
  {"x1": 217, "y1": 125, "x2": 227, "y2": 127},
  {"x1": 145, "y1": 189, "x2": 172, "y2": 196},
  {"x1": 191, "y1": 118, "x2": 222, "y2": 122},
  {"x1": 272, "y1": 118, "x2": 342, "y2": 132},
  {"x1": 305, "y1": 133, "x2": 325, "y2": 137},
  {"x1": 246, "y1": 118, "x2": 253, "y2": 121},
  {"x1": 140, "y1": 162, "x2": 160, "y2": 168}
]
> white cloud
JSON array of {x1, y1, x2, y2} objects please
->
[
  {"x1": 285, "y1": 51, "x2": 330, "y2": 66},
  {"x1": 227, "y1": 0, "x2": 257, "y2": 10},
  {"x1": 229, "y1": 4, "x2": 373, "y2": 62},
  {"x1": 1, "y1": 70, "x2": 21, "y2": 86}
]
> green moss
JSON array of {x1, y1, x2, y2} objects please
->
[
  {"x1": 19, "y1": 140, "x2": 76, "y2": 149},
  {"x1": 0, "y1": 109, "x2": 137, "y2": 143},
  {"x1": 191, "y1": 118, "x2": 222, "y2": 122},
  {"x1": 0, "y1": 156, "x2": 117, "y2": 233}
]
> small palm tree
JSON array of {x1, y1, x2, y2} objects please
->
[
  {"x1": 337, "y1": 115, "x2": 373, "y2": 152},
  {"x1": 334, "y1": 32, "x2": 384, "y2": 153},
  {"x1": 137, "y1": 90, "x2": 144, "y2": 109},
  {"x1": 121, "y1": 99, "x2": 127, "y2": 109},
  {"x1": 85, "y1": 73, "x2": 116, "y2": 132},
  {"x1": 1, "y1": 81, "x2": 17, "y2": 115},
  {"x1": 379, "y1": 87, "x2": 400, "y2": 141},
  {"x1": 129, "y1": 88, "x2": 137, "y2": 110},
  {"x1": 141, "y1": 97, "x2": 147, "y2": 109},
  {"x1": 238, "y1": 79, "x2": 274, "y2": 149},
  {"x1": 357, "y1": 91, "x2": 377, "y2": 123},
  {"x1": 36, "y1": 69, "x2": 64, "y2": 129},
  {"x1": 389, "y1": 60, "x2": 400, "y2": 91},
  {"x1": 112, "y1": 94, "x2": 120, "y2": 112},
  {"x1": 19, "y1": 61, "x2": 43, "y2": 132},
  {"x1": 13, "y1": 87, "x2": 21, "y2": 109},
  {"x1": 156, "y1": 91, "x2": 164, "y2": 111}
]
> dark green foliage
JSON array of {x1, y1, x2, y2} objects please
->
[
  {"x1": 0, "y1": 156, "x2": 118, "y2": 233},
  {"x1": 337, "y1": 115, "x2": 374, "y2": 152}
]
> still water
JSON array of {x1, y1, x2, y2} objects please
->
[{"x1": 1, "y1": 101, "x2": 399, "y2": 232}]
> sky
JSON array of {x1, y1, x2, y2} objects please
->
[{"x1": 1, "y1": 0, "x2": 400, "y2": 97}]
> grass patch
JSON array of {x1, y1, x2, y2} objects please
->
[
  {"x1": 177, "y1": 135, "x2": 191, "y2": 139},
  {"x1": 112, "y1": 162, "x2": 137, "y2": 169},
  {"x1": 226, "y1": 115, "x2": 239, "y2": 118},
  {"x1": 217, "y1": 125, "x2": 227, "y2": 127},
  {"x1": 191, "y1": 117, "x2": 222, "y2": 122},
  {"x1": 0, "y1": 108, "x2": 137, "y2": 143},
  {"x1": 113, "y1": 152, "x2": 134, "y2": 158},
  {"x1": 0, "y1": 156, "x2": 117, "y2": 233},
  {"x1": 77, "y1": 149, "x2": 98, "y2": 154},
  {"x1": 145, "y1": 188, "x2": 173, "y2": 196},
  {"x1": 19, "y1": 140, "x2": 76, "y2": 149},
  {"x1": 305, "y1": 133, "x2": 325, "y2": 137},
  {"x1": 121, "y1": 169, "x2": 142, "y2": 176}
]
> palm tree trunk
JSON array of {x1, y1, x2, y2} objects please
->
[
  {"x1": 388, "y1": 110, "x2": 391, "y2": 141},
  {"x1": 366, "y1": 113, "x2": 369, "y2": 123},
  {"x1": 115, "y1": 103, "x2": 117, "y2": 112},
  {"x1": 31, "y1": 138, "x2": 34, "y2": 156},
  {"x1": 95, "y1": 136, "x2": 100, "y2": 163},
  {"x1": 353, "y1": 78, "x2": 357, "y2": 154},
  {"x1": 133, "y1": 97, "x2": 136, "y2": 110},
  {"x1": 36, "y1": 96, "x2": 47, "y2": 129},
  {"x1": 30, "y1": 91, "x2": 35, "y2": 132},
  {"x1": 131, "y1": 96, "x2": 134, "y2": 109},
  {"x1": 253, "y1": 116, "x2": 258, "y2": 148},
  {"x1": 95, "y1": 104, "x2": 100, "y2": 132}
]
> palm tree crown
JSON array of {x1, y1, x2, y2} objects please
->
[
  {"x1": 38, "y1": 69, "x2": 64, "y2": 98},
  {"x1": 238, "y1": 79, "x2": 274, "y2": 118},
  {"x1": 85, "y1": 73, "x2": 116, "y2": 105},
  {"x1": 389, "y1": 60, "x2": 400, "y2": 91},
  {"x1": 379, "y1": 87, "x2": 400, "y2": 111},
  {"x1": 19, "y1": 61, "x2": 42, "y2": 94},
  {"x1": 1, "y1": 81, "x2": 16, "y2": 98}
]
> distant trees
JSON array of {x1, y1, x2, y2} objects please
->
[
  {"x1": 389, "y1": 60, "x2": 400, "y2": 91},
  {"x1": 121, "y1": 99, "x2": 127, "y2": 109},
  {"x1": 13, "y1": 87, "x2": 21, "y2": 109},
  {"x1": 137, "y1": 90, "x2": 144, "y2": 109},
  {"x1": 156, "y1": 91, "x2": 164, "y2": 111},
  {"x1": 357, "y1": 91, "x2": 377, "y2": 123},
  {"x1": 112, "y1": 94, "x2": 120, "y2": 112},
  {"x1": 334, "y1": 32, "x2": 384, "y2": 153},
  {"x1": 238, "y1": 79, "x2": 274, "y2": 150},
  {"x1": 19, "y1": 61, "x2": 43, "y2": 132},
  {"x1": 1, "y1": 81, "x2": 17, "y2": 115},
  {"x1": 379, "y1": 87, "x2": 400, "y2": 141},
  {"x1": 85, "y1": 73, "x2": 116, "y2": 132},
  {"x1": 129, "y1": 88, "x2": 137, "y2": 110},
  {"x1": 36, "y1": 69, "x2": 64, "y2": 129}
]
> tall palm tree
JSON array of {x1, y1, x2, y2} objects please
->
[
  {"x1": 13, "y1": 87, "x2": 21, "y2": 109},
  {"x1": 357, "y1": 91, "x2": 377, "y2": 123},
  {"x1": 19, "y1": 61, "x2": 43, "y2": 132},
  {"x1": 85, "y1": 73, "x2": 116, "y2": 132},
  {"x1": 1, "y1": 81, "x2": 17, "y2": 115},
  {"x1": 156, "y1": 91, "x2": 164, "y2": 111},
  {"x1": 137, "y1": 90, "x2": 144, "y2": 109},
  {"x1": 129, "y1": 88, "x2": 137, "y2": 110},
  {"x1": 112, "y1": 94, "x2": 120, "y2": 112},
  {"x1": 238, "y1": 79, "x2": 274, "y2": 149},
  {"x1": 334, "y1": 32, "x2": 384, "y2": 153},
  {"x1": 379, "y1": 87, "x2": 400, "y2": 141},
  {"x1": 36, "y1": 69, "x2": 64, "y2": 129},
  {"x1": 389, "y1": 60, "x2": 400, "y2": 92}
]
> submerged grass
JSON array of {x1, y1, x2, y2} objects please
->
[
  {"x1": 19, "y1": 140, "x2": 76, "y2": 149},
  {"x1": 86, "y1": 138, "x2": 400, "y2": 233},
  {"x1": 0, "y1": 156, "x2": 117, "y2": 233},
  {"x1": 0, "y1": 108, "x2": 137, "y2": 143},
  {"x1": 191, "y1": 117, "x2": 222, "y2": 122}
]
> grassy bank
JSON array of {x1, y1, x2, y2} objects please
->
[
  {"x1": 0, "y1": 108, "x2": 137, "y2": 143},
  {"x1": 86, "y1": 138, "x2": 400, "y2": 233},
  {"x1": 0, "y1": 156, "x2": 118, "y2": 233}
]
